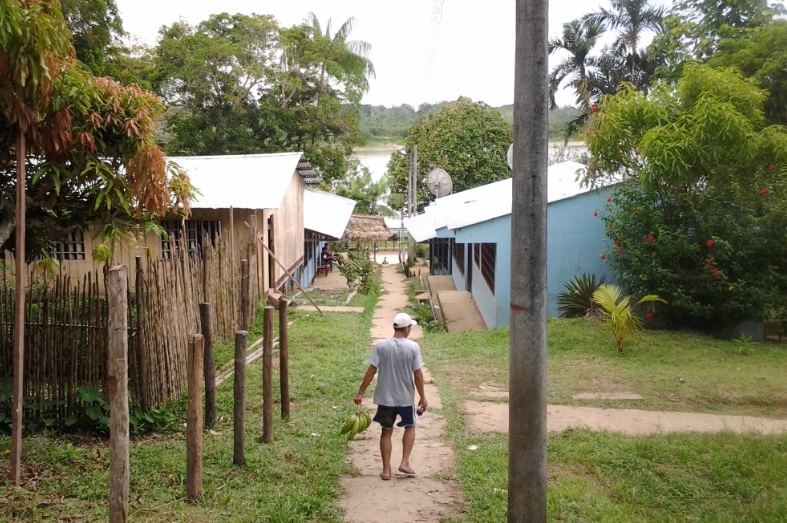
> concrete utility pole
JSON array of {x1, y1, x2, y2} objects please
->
[{"x1": 509, "y1": 0, "x2": 548, "y2": 521}]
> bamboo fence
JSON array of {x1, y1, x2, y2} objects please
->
[{"x1": 0, "y1": 231, "x2": 258, "y2": 425}]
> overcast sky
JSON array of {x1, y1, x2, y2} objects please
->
[{"x1": 115, "y1": 0, "x2": 671, "y2": 108}]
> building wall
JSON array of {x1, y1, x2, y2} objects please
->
[
  {"x1": 454, "y1": 217, "x2": 511, "y2": 329},
  {"x1": 450, "y1": 188, "x2": 614, "y2": 326},
  {"x1": 546, "y1": 188, "x2": 614, "y2": 316},
  {"x1": 46, "y1": 208, "x2": 261, "y2": 291},
  {"x1": 270, "y1": 173, "x2": 306, "y2": 288}
]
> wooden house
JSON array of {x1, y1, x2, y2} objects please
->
[{"x1": 48, "y1": 152, "x2": 320, "y2": 296}]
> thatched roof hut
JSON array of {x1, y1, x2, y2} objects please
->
[{"x1": 342, "y1": 214, "x2": 389, "y2": 243}]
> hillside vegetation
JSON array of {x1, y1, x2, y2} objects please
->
[{"x1": 359, "y1": 102, "x2": 582, "y2": 146}]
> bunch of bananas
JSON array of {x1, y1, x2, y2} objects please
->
[{"x1": 340, "y1": 409, "x2": 372, "y2": 440}]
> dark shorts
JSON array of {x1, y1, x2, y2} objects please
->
[{"x1": 374, "y1": 405, "x2": 417, "y2": 429}]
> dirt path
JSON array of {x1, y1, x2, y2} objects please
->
[
  {"x1": 463, "y1": 401, "x2": 787, "y2": 435},
  {"x1": 336, "y1": 262, "x2": 464, "y2": 523}
]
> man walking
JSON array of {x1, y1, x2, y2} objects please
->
[{"x1": 355, "y1": 312, "x2": 428, "y2": 480}]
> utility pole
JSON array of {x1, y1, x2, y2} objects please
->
[
  {"x1": 409, "y1": 145, "x2": 418, "y2": 264},
  {"x1": 509, "y1": 0, "x2": 548, "y2": 521}
]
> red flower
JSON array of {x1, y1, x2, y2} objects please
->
[
  {"x1": 646, "y1": 235, "x2": 654, "y2": 243},
  {"x1": 618, "y1": 248, "x2": 624, "y2": 255},
  {"x1": 593, "y1": 210, "x2": 598, "y2": 217},
  {"x1": 646, "y1": 312, "x2": 653, "y2": 320},
  {"x1": 629, "y1": 207, "x2": 636, "y2": 213},
  {"x1": 768, "y1": 164, "x2": 775, "y2": 171},
  {"x1": 677, "y1": 183, "x2": 684, "y2": 189},
  {"x1": 614, "y1": 238, "x2": 621, "y2": 246},
  {"x1": 591, "y1": 104, "x2": 599, "y2": 112},
  {"x1": 606, "y1": 196, "x2": 612, "y2": 203},
  {"x1": 759, "y1": 187, "x2": 767, "y2": 195},
  {"x1": 706, "y1": 239, "x2": 714, "y2": 247},
  {"x1": 706, "y1": 259, "x2": 713, "y2": 266},
  {"x1": 712, "y1": 267, "x2": 719, "y2": 276},
  {"x1": 601, "y1": 254, "x2": 607, "y2": 260}
]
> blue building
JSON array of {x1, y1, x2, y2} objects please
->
[{"x1": 404, "y1": 161, "x2": 615, "y2": 328}]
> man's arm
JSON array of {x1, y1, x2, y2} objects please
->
[
  {"x1": 354, "y1": 365, "x2": 377, "y2": 404},
  {"x1": 413, "y1": 368, "x2": 428, "y2": 412}
]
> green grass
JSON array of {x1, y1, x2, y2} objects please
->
[
  {"x1": 0, "y1": 309, "x2": 373, "y2": 522},
  {"x1": 422, "y1": 318, "x2": 787, "y2": 522},
  {"x1": 2, "y1": 312, "x2": 785, "y2": 521},
  {"x1": 424, "y1": 318, "x2": 787, "y2": 418}
]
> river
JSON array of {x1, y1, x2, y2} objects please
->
[{"x1": 354, "y1": 144, "x2": 588, "y2": 184}]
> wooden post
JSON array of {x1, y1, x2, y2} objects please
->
[
  {"x1": 262, "y1": 306, "x2": 273, "y2": 443},
  {"x1": 10, "y1": 133, "x2": 26, "y2": 485},
  {"x1": 135, "y1": 256, "x2": 148, "y2": 412},
  {"x1": 200, "y1": 303, "x2": 216, "y2": 429},
  {"x1": 107, "y1": 266, "x2": 130, "y2": 523},
  {"x1": 240, "y1": 259, "x2": 250, "y2": 331},
  {"x1": 278, "y1": 298, "x2": 290, "y2": 419},
  {"x1": 233, "y1": 330, "x2": 248, "y2": 466},
  {"x1": 186, "y1": 333, "x2": 204, "y2": 503}
]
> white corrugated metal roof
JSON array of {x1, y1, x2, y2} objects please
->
[
  {"x1": 168, "y1": 152, "x2": 312, "y2": 210},
  {"x1": 405, "y1": 162, "x2": 595, "y2": 236},
  {"x1": 304, "y1": 188, "x2": 356, "y2": 239}
]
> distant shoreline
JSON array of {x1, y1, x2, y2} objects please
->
[{"x1": 354, "y1": 141, "x2": 587, "y2": 153}]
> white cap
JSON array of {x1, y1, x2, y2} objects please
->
[{"x1": 393, "y1": 312, "x2": 417, "y2": 328}]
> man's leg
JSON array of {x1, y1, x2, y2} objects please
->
[
  {"x1": 380, "y1": 427, "x2": 393, "y2": 477},
  {"x1": 400, "y1": 425, "x2": 416, "y2": 472}
]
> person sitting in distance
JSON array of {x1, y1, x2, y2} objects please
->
[{"x1": 321, "y1": 245, "x2": 335, "y2": 264}]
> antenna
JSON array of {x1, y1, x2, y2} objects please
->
[{"x1": 425, "y1": 168, "x2": 453, "y2": 198}]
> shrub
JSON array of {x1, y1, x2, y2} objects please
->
[
  {"x1": 592, "y1": 283, "x2": 666, "y2": 353},
  {"x1": 557, "y1": 273, "x2": 605, "y2": 318}
]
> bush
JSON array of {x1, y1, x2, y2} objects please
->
[
  {"x1": 557, "y1": 273, "x2": 605, "y2": 318},
  {"x1": 601, "y1": 181, "x2": 787, "y2": 333}
]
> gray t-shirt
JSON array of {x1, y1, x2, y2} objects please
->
[{"x1": 369, "y1": 337, "x2": 423, "y2": 407}]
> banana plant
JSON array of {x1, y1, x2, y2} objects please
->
[{"x1": 592, "y1": 284, "x2": 666, "y2": 353}]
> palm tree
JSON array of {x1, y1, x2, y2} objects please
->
[
  {"x1": 548, "y1": 19, "x2": 607, "y2": 111},
  {"x1": 305, "y1": 13, "x2": 376, "y2": 97},
  {"x1": 583, "y1": 0, "x2": 665, "y2": 88}
]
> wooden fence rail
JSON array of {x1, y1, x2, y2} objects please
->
[{"x1": 0, "y1": 231, "x2": 258, "y2": 426}]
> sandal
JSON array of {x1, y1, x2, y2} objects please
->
[
  {"x1": 380, "y1": 473, "x2": 391, "y2": 481},
  {"x1": 398, "y1": 466, "x2": 416, "y2": 476}
]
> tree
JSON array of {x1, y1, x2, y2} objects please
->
[
  {"x1": 154, "y1": 14, "x2": 281, "y2": 155},
  {"x1": 59, "y1": 0, "x2": 125, "y2": 77},
  {"x1": 583, "y1": 0, "x2": 665, "y2": 89},
  {"x1": 650, "y1": 0, "x2": 784, "y2": 83},
  {"x1": 709, "y1": 20, "x2": 787, "y2": 125},
  {"x1": 586, "y1": 65, "x2": 787, "y2": 332},
  {"x1": 154, "y1": 12, "x2": 373, "y2": 184},
  {"x1": 386, "y1": 97, "x2": 513, "y2": 203},
  {"x1": 1, "y1": 2, "x2": 194, "y2": 255},
  {"x1": 548, "y1": 19, "x2": 606, "y2": 111},
  {"x1": 333, "y1": 159, "x2": 396, "y2": 217},
  {"x1": 1, "y1": 0, "x2": 192, "y2": 487}
]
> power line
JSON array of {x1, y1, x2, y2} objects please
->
[{"x1": 423, "y1": 0, "x2": 444, "y2": 104}]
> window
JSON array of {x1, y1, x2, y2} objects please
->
[
  {"x1": 473, "y1": 243, "x2": 480, "y2": 266},
  {"x1": 453, "y1": 242, "x2": 465, "y2": 275},
  {"x1": 161, "y1": 219, "x2": 221, "y2": 259},
  {"x1": 50, "y1": 230, "x2": 86, "y2": 261},
  {"x1": 480, "y1": 243, "x2": 496, "y2": 291}
]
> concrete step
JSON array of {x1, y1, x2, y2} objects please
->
[{"x1": 436, "y1": 290, "x2": 487, "y2": 332}]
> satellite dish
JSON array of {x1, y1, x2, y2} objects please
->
[
  {"x1": 507, "y1": 143, "x2": 514, "y2": 170},
  {"x1": 425, "y1": 168, "x2": 453, "y2": 198}
]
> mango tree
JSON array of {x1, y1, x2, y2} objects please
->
[{"x1": 1, "y1": 0, "x2": 192, "y2": 483}]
